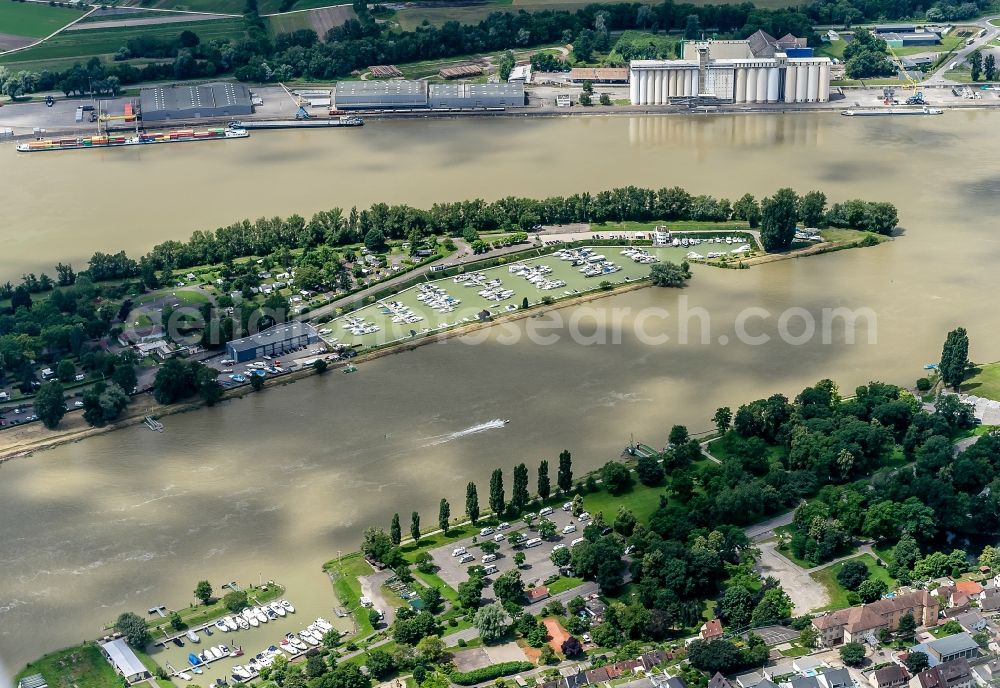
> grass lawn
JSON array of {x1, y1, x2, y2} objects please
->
[
  {"x1": 267, "y1": 10, "x2": 314, "y2": 33},
  {"x1": 593, "y1": 219, "x2": 749, "y2": 234},
  {"x1": 780, "y1": 645, "x2": 812, "y2": 657},
  {"x1": 581, "y1": 475, "x2": 671, "y2": 525},
  {"x1": 810, "y1": 553, "x2": 896, "y2": 611},
  {"x1": 819, "y1": 227, "x2": 888, "y2": 245},
  {"x1": 16, "y1": 643, "x2": 122, "y2": 688},
  {"x1": 961, "y1": 361, "x2": 1000, "y2": 401},
  {"x1": 325, "y1": 553, "x2": 376, "y2": 638},
  {"x1": 0, "y1": 18, "x2": 246, "y2": 63},
  {"x1": 145, "y1": 583, "x2": 284, "y2": 637},
  {"x1": 816, "y1": 40, "x2": 846, "y2": 60},
  {"x1": 412, "y1": 569, "x2": 459, "y2": 603},
  {"x1": 0, "y1": 2, "x2": 86, "y2": 38},
  {"x1": 547, "y1": 576, "x2": 586, "y2": 595}
]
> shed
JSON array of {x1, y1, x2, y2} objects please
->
[
  {"x1": 99, "y1": 638, "x2": 151, "y2": 684},
  {"x1": 526, "y1": 586, "x2": 550, "y2": 603}
]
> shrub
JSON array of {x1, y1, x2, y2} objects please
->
[
  {"x1": 916, "y1": 377, "x2": 931, "y2": 391},
  {"x1": 451, "y1": 662, "x2": 534, "y2": 685}
]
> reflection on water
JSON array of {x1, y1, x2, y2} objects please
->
[{"x1": 2, "y1": 111, "x2": 1000, "y2": 673}]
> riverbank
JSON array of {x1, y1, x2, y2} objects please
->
[{"x1": 0, "y1": 230, "x2": 883, "y2": 465}]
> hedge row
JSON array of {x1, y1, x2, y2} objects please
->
[{"x1": 450, "y1": 661, "x2": 534, "y2": 685}]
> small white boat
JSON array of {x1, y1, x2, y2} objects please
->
[
  {"x1": 253, "y1": 606, "x2": 268, "y2": 624},
  {"x1": 217, "y1": 645, "x2": 231, "y2": 656},
  {"x1": 186, "y1": 630, "x2": 201, "y2": 643},
  {"x1": 214, "y1": 620, "x2": 229, "y2": 632},
  {"x1": 235, "y1": 615, "x2": 249, "y2": 630},
  {"x1": 299, "y1": 631, "x2": 320, "y2": 647},
  {"x1": 265, "y1": 606, "x2": 279, "y2": 620},
  {"x1": 314, "y1": 618, "x2": 333, "y2": 632},
  {"x1": 191, "y1": 667, "x2": 203, "y2": 675},
  {"x1": 242, "y1": 609, "x2": 259, "y2": 627},
  {"x1": 176, "y1": 672, "x2": 192, "y2": 681},
  {"x1": 224, "y1": 616, "x2": 238, "y2": 631},
  {"x1": 208, "y1": 647, "x2": 223, "y2": 660},
  {"x1": 271, "y1": 603, "x2": 286, "y2": 617}
]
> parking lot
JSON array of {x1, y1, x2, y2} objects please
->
[{"x1": 430, "y1": 504, "x2": 593, "y2": 598}]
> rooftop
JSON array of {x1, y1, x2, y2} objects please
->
[
  {"x1": 18, "y1": 675, "x2": 48, "y2": 688},
  {"x1": 927, "y1": 632, "x2": 978, "y2": 657},
  {"x1": 335, "y1": 80, "x2": 427, "y2": 97},
  {"x1": 140, "y1": 82, "x2": 250, "y2": 114},
  {"x1": 100, "y1": 638, "x2": 147, "y2": 678},
  {"x1": 227, "y1": 322, "x2": 317, "y2": 353}
]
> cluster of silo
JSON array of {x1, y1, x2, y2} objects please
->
[{"x1": 628, "y1": 62, "x2": 701, "y2": 106}]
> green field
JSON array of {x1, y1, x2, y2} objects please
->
[
  {"x1": 0, "y1": 18, "x2": 247, "y2": 63},
  {"x1": 961, "y1": 361, "x2": 1000, "y2": 400},
  {"x1": 16, "y1": 643, "x2": 122, "y2": 688},
  {"x1": 139, "y1": 0, "x2": 342, "y2": 13},
  {"x1": 810, "y1": 553, "x2": 896, "y2": 611},
  {"x1": 0, "y1": 2, "x2": 86, "y2": 39}
]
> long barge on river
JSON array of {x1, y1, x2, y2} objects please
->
[
  {"x1": 230, "y1": 116, "x2": 364, "y2": 129},
  {"x1": 16, "y1": 125, "x2": 248, "y2": 152},
  {"x1": 841, "y1": 106, "x2": 943, "y2": 117}
]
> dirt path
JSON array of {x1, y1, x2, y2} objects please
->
[{"x1": 755, "y1": 540, "x2": 830, "y2": 614}]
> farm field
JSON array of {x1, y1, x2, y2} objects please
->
[
  {"x1": 137, "y1": 0, "x2": 346, "y2": 14},
  {"x1": 0, "y1": 17, "x2": 246, "y2": 63},
  {"x1": 0, "y1": 2, "x2": 87, "y2": 38},
  {"x1": 268, "y1": 4, "x2": 356, "y2": 36}
]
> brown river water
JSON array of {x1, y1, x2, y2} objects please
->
[{"x1": 1, "y1": 111, "x2": 999, "y2": 679}]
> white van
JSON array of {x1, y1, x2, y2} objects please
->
[
  {"x1": 539, "y1": 506, "x2": 553, "y2": 516},
  {"x1": 480, "y1": 527, "x2": 494, "y2": 537},
  {"x1": 459, "y1": 554, "x2": 475, "y2": 564},
  {"x1": 493, "y1": 533, "x2": 505, "y2": 542},
  {"x1": 562, "y1": 524, "x2": 577, "y2": 535},
  {"x1": 525, "y1": 537, "x2": 542, "y2": 548},
  {"x1": 571, "y1": 537, "x2": 586, "y2": 547},
  {"x1": 578, "y1": 512, "x2": 591, "y2": 521},
  {"x1": 484, "y1": 564, "x2": 499, "y2": 575},
  {"x1": 482, "y1": 554, "x2": 497, "y2": 564},
  {"x1": 452, "y1": 547, "x2": 467, "y2": 557}
]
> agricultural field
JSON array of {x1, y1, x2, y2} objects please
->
[
  {"x1": 268, "y1": 4, "x2": 356, "y2": 36},
  {"x1": 137, "y1": 0, "x2": 346, "y2": 14},
  {"x1": 0, "y1": 2, "x2": 87, "y2": 50},
  {"x1": 0, "y1": 17, "x2": 246, "y2": 63}
]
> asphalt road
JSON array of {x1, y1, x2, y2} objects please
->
[{"x1": 926, "y1": 18, "x2": 1000, "y2": 84}]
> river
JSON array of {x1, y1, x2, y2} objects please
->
[{"x1": 1, "y1": 111, "x2": 999, "y2": 678}]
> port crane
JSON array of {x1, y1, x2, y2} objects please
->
[
  {"x1": 885, "y1": 42, "x2": 925, "y2": 105},
  {"x1": 279, "y1": 82, "x2": 311, "y2": 119}
]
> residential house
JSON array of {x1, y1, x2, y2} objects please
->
[
  {"x1": 526, "y1": 586, "x2": 550, "y2": 604},
  {"x1": 736, "y1": 672, "x2": 764, "y2": 688},
  {"x1": 791, "y1": 677, "x2": 821, "y2": 688},
  {"x1": 99, "y1": 638, "x2": 151, "y2": 684},
  {"x1": 702, "y1": 618, "x2": 725, "y2": 641},
  {"x1": 818, "y1": 668, "x2": 852, "y2": 688},
  {"x1": 794, "y1": 658, "x2": 829, "y2": 675},
  {"x1": 710, "y1": 674, "x2": 736, "y2": 688},
  {"x1": 979, "y1": 592, "x2": 1000, "y2": 615},
  {"x1": 763, "y1": 661, "x2": 796, "y2": 681},
  {"x1": 950, "y1": 611, "x2": 987, "y2": 634},
  {"x1": 664, "y1": 679, "x2": 688, "y2": 688},
  {"x1": 909, "y1": 659, "x2": 974, "y2": 688},
  {"x1": 970, "y1": 658, "x2": 1000, "y2": 686},
  {"x1": 870, "y1": 665, "x2": 908, "y2": 688},
  {"x1": 584, "y1": 597, "x2": 608, "y2": 624},
  {"x1": 924, "y1": 633, "x2": 980, "y2": 664},
  {"x1": 813, "y1": 590, "x2": 939, "y2": 646},
  {"x1": 756, "y1": 681, "x2": 779, "y2": 688},
  {"x1": 640, "y1": 650, "x2": 670, "y2": 671}
]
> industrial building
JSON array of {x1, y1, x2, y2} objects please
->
[
  {"x1": 629, "y1": 31, "x2": 831, "y2": 105},
  {"x1": 568, "y1": 67, "x2": 629, "y2": 83},
  {"x1": 882, "y1": 31, "x2": 941, "y2": 47},
  {"x1": 226, "y1": 322, "x2": 319, "y2": 363},
  {"x1": 334, "y1": 80, "x2": 524, "y2": 110},
  {"x1": 139, "y1": 82, "x2": 252, "y2": 121},
  {"x1": 428, "y1": 83, "x2": 524, "y2": 108}
]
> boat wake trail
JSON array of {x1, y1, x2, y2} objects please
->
[{"x1": 421, "y1": 419, "x2": 508, "y2": 447}]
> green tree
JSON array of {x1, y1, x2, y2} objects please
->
[
  {"x1": 537, "y1": 518, "x2": 557, "y2": 539},
  {"x1": 312, "y1": 358, "x2": 329, "y2": 373},
  {"x1": 114, "y1": 611, "x2": 151, "y2": 648},
  {"x1": 364, "y1": 228, "x2": 387, "y2": 253},
  {"x1": 489, "y1": 468, "x2": 505, "y2": 515},
  {"x1": 581, "y1": 80, "x2": 593, "y2": 94},
  {"x1": 971, "y1": 50, "x2": 983, "y2": 82},
  {"x1": 760, "y1": 188, "x2": 799, "y2": 252},
  {"x1": 840, "y1": 642, "x2": 866, "y2": 667},
  {"x1": 668, "y1": 424, "x2": 690, "y2": 446},
  {"x1": 34, "y1": 380, "x2": 66, "y2": 429},
  {"x1": 717, "y1": 584, "x2": 756, "y2": 627},
  {"x1": 365, "y1": 648, "x2": 395, "y2": 679},
  {"x1": 537, "y1": 460, "x2": 550, "y2": 500},
  {"x1": 649, "y1": 261, "x2": 690, "y2": 286},
  {"x1": 599, "y1": 93, "x2": 611, "y2": 106},
  {"x1": 223, "y1": 590, "x2": 248, "y2": 612},
  {"x1": 514, "y1": 551, "x2": 526, "y2": 567},
  {"x1": 836, "y1": 560, "x2": 870, "y2": 590},
  {"x1": 474, "y1": 602, "x2": 510, "y2": 643},
  {"x1": 799, "y1": 626, "x2": 819, "y2": 648},
  {"x1": 601, "y1": 461, "x2": 633, "y2": 494},
  {"x1": 579, "y1": 92, "x2": 592, "y2": 106},
  {"x1": 733, "y1": 194, "x2": 761, "y2": 227},
  {"x1": 466, "y1": 482, "x2": 480, "y2": 524},
  {"x1": 169, "y1": 611, "x2": 183, "y2": 630},
  {"x1": 897, "y1": 612, "x2": 917, "y2": 640},
  {"x1": 636, "y1": 454, "x2": 664, "y2": 485},
  {"x1": 684, "y1": 13, "x2": 700, "y2": 39},
  {"x1": 250, "y1": 372, "x2": 265, "y2": 391},
  {"x1": 979, "y1": 545, "x2": 1000, "y2": 570},
  {"x1": 419, "y1": 586, "x2": 443, "y2": 614},
  {"x1": 512, "y1": 463, "x2": 530, "y2": 513},
  {"x1": 56, "y1": 359, "x2": 76, "y2": 382},
  {"x1": 906, "y1": 651, "x2": 929, "y2": 674},
  {"x1": 857, "y1": 578, "x2": 888, "y2": 603},
  {"x1": 390, "y1": 513, "x2": 402, "y2": 545},
  {"x1": 557, "y1": 450, "x2": 573, "y2": 493},
  {"x1": 458, "y1": 576, "x2": 485, "y2": 610},
  {"x1": 493, "y1": 569, "x2": 524, "y2": 604},
  {"x1": 750, "y1": 587, "x2": 792, "y2": 626},
  {"x1": 551, "y1": 547, "x2": 572, "y2": 567},
  {"x1": 410, "y1": 511, "x2": 421, "y2": 542},
  {"x1": 939, "y1": 327, "x2": 970, "y2": 390},
  {"x1": 194, "y1": 580, "x2": 213, "y2": 605},
  {"x1": 798, "y1": 190, "x2": 827, "y2": 228},
  {"x1": 438, "y1": 498, "x2": 450, "y2": 534},
  {"x1": 713, "y1": 406, "x2": 732, "y2": 434},
  {"x1": 986, "y1": 53, "x2": 996, "y2": 81}
]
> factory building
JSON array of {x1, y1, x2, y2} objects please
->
[
  {"x1": 139, "y1": 82, "x2": 252, "y2": 121},
  {"x1": 629, "y1": 31, "x2": 831, "y2": 105},
  {"x1": 334, "y1": 80, "x2": 524, "y2": 110},
  {"x1": 226, "y1": 322, "x2": 319, "y2": 363},
  {"x1": 428, "y1": 83, "x2": 524, "y2": 108}
]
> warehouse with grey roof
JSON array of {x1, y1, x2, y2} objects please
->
[
  {"x1": 140, "y1": 82, "x2": 253, "y2": 121},
  {"x1": 334, "y1": 80, "x2": 525, "y2": 110},
  {"x1": 226, "y1": 323, "x2": 319, "y2": 363}
]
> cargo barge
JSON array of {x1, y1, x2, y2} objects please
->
[
  {"x1": 230, "y1": 116, "x2": 364, "y2": 129},
  {"x1": 841, "y1": 107, "x2": 943, "y2": 116},
  {"x1": 16, "y1": 125, "x2": 248, "y2": 152}
]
